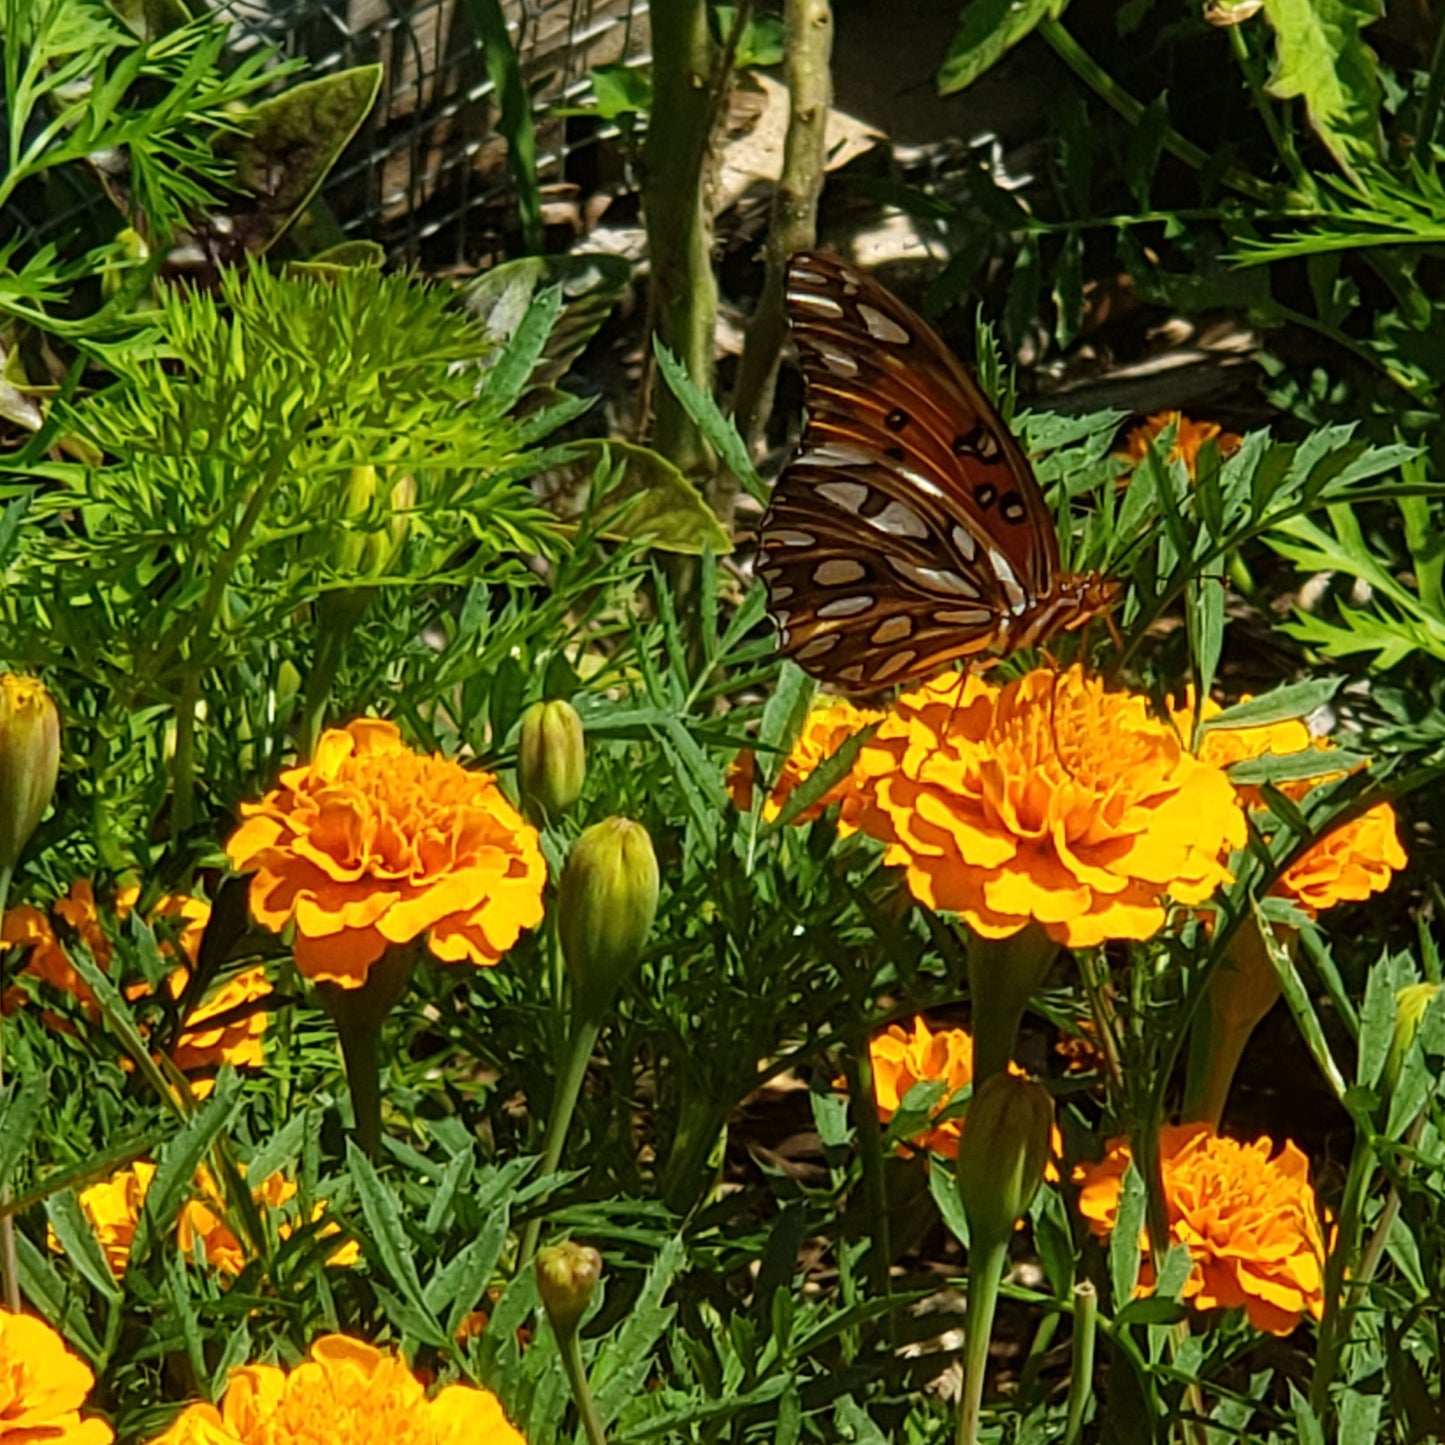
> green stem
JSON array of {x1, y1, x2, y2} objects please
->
[
  {"x1": 842, "y1": 1044, "x2": 894, "y2": 1339},
  {"x1": 519, "y1": 1015, "x2": 602, "y2": 1268},
  {"x1": 0, "y1": 862, "x2": 18, "y2": 1312},
  {"x1": 556, "y1": 1314, "x2": 610, "y2": 1445},
  {"x1": 1310, "y1": 1123, "x2": 1375, "y2": 1416},
  {"x1": 966, "y1": 924, "x2": 1058, "y2": 1085},
  {"x1": 956, "y1": 1236, "x2": 1009, "y2": 1445},
  {"x1": 1062, "y1": 1280, "x2": 1097, "y2": 1445},
  {"x1": 300, "y1": 590, "x2": 370, "y2": 760},
  {"x1": 1416, "y1": 7, "x2": 1445, "y2": 158},
  {"x1": 1014, "y1": 1309, "x2": 1060, "y2": 1402},
  {"x1": 318, "y1": 948, "x2": 418, "y2": 1160},
  {"x1": 1038, "y1": 20, "x2": 1295, "y2": 207},
  {"x1": 1227, "y1": 23, "x2": 1311, "y2": 192},
  {"x1": 171, "y1": 671, "x2": 201, "y2": 839}
]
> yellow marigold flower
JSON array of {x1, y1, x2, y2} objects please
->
[
  {"x1": 178, "y1": 1167, "x2": 358, "y2": 1274},
  {"x1": 166, "y1": 966, "x2": 269, "y2": 1081},
  {"x1": 869, "y1": 1016, "x2": 977, "y2": 1158},
  {"x1": 1176, "y1": 694, "x2": 1406, "y2": 915},
  {"x1": 55, "y1": 1162, "x2": 354, "y2": 1279},
  {"x1": 59, "y1": 1160, "x2": 154, "y2": 1277},
  {"x1": 1117, "y1": 410, "x2": 1242, "y2": 479},
  {"x1": 1073, "y1": 1123, "x2": 1326, "y2": 1335},
  {"x1": 144, "y1": 1334, "x2": 525, "y2": 1445},
  {"x1": 853, "y1": 668, "x2": 1246, "y2": 947},
  {"x1": 226, "y1": 720, "x2": 545, "y2": 988},
  {"x1": 0, "y1": 1308, "x2": 113, "y2": 1445},
  {"x1": 727, "y1": 698, "x2": 881, "y2": 827}
]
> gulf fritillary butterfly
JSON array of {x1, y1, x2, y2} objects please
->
[{"x1": 758, "y1": 251, "x2": 1121, "y2": 690}]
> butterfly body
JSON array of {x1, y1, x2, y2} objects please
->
[{"x1": 758, "y1": 251, "x2": 1120, "y2": 691}]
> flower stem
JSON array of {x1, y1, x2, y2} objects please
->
[
  {"x1": 300, "y1": 590, "x2": 371, "y2": 760},
  {"x1": 841, "y1": 1043, "x2": 895, "y2": 1340},
  {"x1": 0, "y1": 862, "x2": 18, "y2": 1312},
  {"x1": 318, "y1": 948, "x2": 418, "y2": 1160},
  {"x1": 519, "y1": 1015, "x2": 602, "y2": 1268},
  {"x1": 555, "y1": 1305, "x2": 610, "y2": 1445},
  {"x1": 956, "y1": 1236, "x2": 1009, "y2": 1445},
  {"x1": 1062, "y1": 1280, "x2": 1097, "y2": 1445},
  {"x1": 966, "y1": 924, "x2": 1057, "y2": 1085}
]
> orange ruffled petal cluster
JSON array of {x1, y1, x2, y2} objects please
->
[
  {"x1": 869, "y1": 1016, "x2": 1063, "y2": 1175},
  {"x1": 227, "y1": 720, "x2": 545, "y2": 988},
  {"x1": 1117, "y1": 410, "x2": 1242, "y2": 479},
  {"x1": 852, "y1": 668, "x2": 1246, "y2": 947},
  {"x1": 869, "y1": 1016, "x2": 978, "y2": 1158},
  {"x1": 145, "y1": 1334, "x2": 525, "y2": 1445},
  {"x1": 1074, "y1": 1123, "x2": 1326, "y2": 1335},
  {"x1": 0, "y1": 883, "x2": 267, "y2": 1087},
  {"x1": 1180, "y1": 696, "x2": 1406, "y2": 918},
  {"x1": 726, "y1": 698, "x2": 880, "y2": 827},
  {"x1": 0, "y1": 1308, "x2": 112, "y2": 1445},
  {"x1": 55, "y1": 1161, "x2": 355, "y2": 1279}
]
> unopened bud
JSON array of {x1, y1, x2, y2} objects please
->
[
  {"x1": 0, "y1": 675, "x2": 60, "y2": 874},
  {"x1": 558, "y1": 817, "x2": 659, "y2": 1020},
  {"x1": 957, "y1": 1073, "x2": 1054, "y2": 1247},
  {"x1": 1386, "y1": 982, "x2": 1442, "y2": 1093},
  {"x1": 537, "y1": 1241, "x2": 602, "y2": 1336},
  {"x1": 518, "y1": 700, "x2": 586, "y2": 823}
]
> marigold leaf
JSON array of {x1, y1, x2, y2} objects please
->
[
  {"x1": 937, "y1": 0, "x2": 1066, "y2": 95},
  {"x1": 1199, "y1": 677, "x2": 1342, "y2": 732}
]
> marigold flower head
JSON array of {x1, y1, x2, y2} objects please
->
[
  {"x1": 727, "y1": 698, "x2": 881, "y2": 828},
  {"x1": 869, "y1": 1016, "x2": 976, "y2": 1158},
  {"x1": 1176, "y1": 694, "x2": 1406, "y2": 916},
  {"x1": 226, "y1": 719, "x2": 546, "y2": 988},
  {"x1": 1, "y1": 884, "x2": 268, "y2": 1086},
  {"x1": 853, "y1": 668, "x2": 1246, "y2": 947},
  {"x1": 144, "y1": 1334, "x2": 525, "y2": 1445},
  {"x1": 0, "y1": 1308, "x2": 112, "y2": 1445},
  {"x1": 55, "y1": 1161, "x2": 354, "y2": 1279},
  {"x1": 1117, "y1": 411, "x2": 1242, "y2": 479},
  {"x1": 1073, "y1": 1123, "x2": 1326, "y2": 1335},
  {"x1": 1274, "y1": 801, "x2": 1406, "y2": 919}
]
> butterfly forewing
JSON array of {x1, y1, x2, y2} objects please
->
[{"x1": 760, "y1": 251, "x2": 1068, "y2": 689}]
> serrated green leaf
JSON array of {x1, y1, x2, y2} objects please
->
[{"x1": 937, "y1": 0, "x2": 1067, "y2": 95}]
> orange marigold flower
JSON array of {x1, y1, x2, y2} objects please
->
[
  {"x1": 54, "y1": 1162, "x2": 354, "y2": 1279},
  {"x1": 1175, "y1": 694, "x2": 1406, "y2": 915},
  {"x1": 165, "y1": 966, "x2": 269, "y2": 1081},
  {"x1": 870, "y1": 1016, "x2": 977, "y2": 1158},
  {"x1": 868, "y1": 1016, "x2": 1064, "y2": 1173},
  {"x1": 226, "y1": 720, "x2": 545, "y2": 988},
  {"x1": 726, "y1": 698, "x2": 881, "y2": 828},
  {"x1": 1117, "y1": 410, "x2": 1242, "y2": 479},
  {"x1": 853, "y1": 668, "x2": 1246, "y2": 947},
  {"x1": 1073, "y1": 1123, "x2": 1326, "y2": 1335},
  {"x1": 0, "y1": 1308, "x2": 113, "y2": 1445},
  {"x1": 1274, "y1": 802, "x2": 1407, "y2": 919},
  {"x1": 144, "y1": 1334, "x2": 526, "y2": 1445}
]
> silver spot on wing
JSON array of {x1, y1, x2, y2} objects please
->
[
  {"x1": 867, "y1": 500, "x2": 930, "y2": 539},
  {"x1": 871, "y1": 616, "x2": 913, "y2": 644},
  {"x1": 816, "y1": 480, "x2": 871, "y2": 513},
  {"x1": 814, "y1": 558, "x2": 867, "y2": 586},
  {"x1": 817, "y1": 595, "x2": 874, "y2": 618},
  {"x1": 886, "y1": 556, "x2": 980, "y2": 598},
  {"x1": 857, "y1": 304, "x2": 910, "y2": 346}
]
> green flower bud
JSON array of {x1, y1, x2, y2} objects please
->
[
  {"x1": 518, "y1": 700, "x2": 587, "y2": 823},
  {"x1": 957, "y1": 1073, "x2": 1054, "y2": 1248},
  {"x1": 536, "y1": 1240, "x2": 603, "y2": 1336},
  {"x1": 558, "y1": 817, "x2": 659, "y2": 1020},
  {"x1": 1386, "y1": 981, "x2": 1442, "y2": 1094},
  {"x1": 0, "y1": 675, "x2": 60, "y2": 875}
]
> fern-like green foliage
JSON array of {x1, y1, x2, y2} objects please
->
[
  {"x1": 1265, "y1": 469, "x2": 1445, "y2": 668},
  {"x1": 0, "y1": 265, "x2": 579, "y2": 851},
  {"x1": 0, "y1": 0, "x2": 283, "y2": 233}
]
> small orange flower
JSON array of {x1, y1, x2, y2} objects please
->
[
  {"x1": 0, "y1": 1308, "x2": 112, "y2": 1444},
  {"x1": 869, "y1": 1016, "x2": 977, "y2": 1158},
  {"x1": 1275, "y1": 802, "x2": 1406, "y2": 918},
  {"x1": 1177, "y1": 694, "x2": 1406, "y2": 915},
  {"x1": 1074, "y1": 1123, "x2": 1326, "y2": 1335},
  {"x1": 226, "y1": 720, "x2": 546, "y2": 988},
  {"x1": 54, "y1": 1162, "x2": 354, "y2": 1279},
  {"x1": 853, "y1": 668, "x2": 1246, "y2": 947},
  {"x1": 727, "y1": 698, "x2": 880, "y2": 828},
  {"x1": 165, "y1": 967, "x2": 269, "y2": 1081},
  {"x1": 143, "y1": 1333, "x2": 526, "y2": 1445},
  {"x1": 1117, "y1": 411, "x2": 1242, "y2": 479}
]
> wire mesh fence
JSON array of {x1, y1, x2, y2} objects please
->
[{"x1": 225, "y1": 0, "x2": 649, "y2": 266}]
